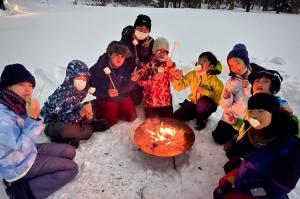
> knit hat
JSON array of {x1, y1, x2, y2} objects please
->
[
  {"x1": 248, "y1": 69, "x2": 283, "y2": 94},
  {"x1": 106, "y1": 41, "x2": 132, "y2": 58},
  {"x1": 134, "y1": 14, "x2": 151, "y2": 31},
  {"x1": 227, "y1": 43, "x2": 250, "y2": 67},
  {"x1": 152, "y1": 37, "x2": 169, "y2": 54},
  {"x1": 248, "y1": 93, "x2": 280, "y2": 114},
  {"x1": 0, "y1": 64, "x2": 36, "y2": 90}
]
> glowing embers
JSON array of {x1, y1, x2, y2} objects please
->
[{"x1": 134, "y1": 118, "x2": 195, "y2": 157}]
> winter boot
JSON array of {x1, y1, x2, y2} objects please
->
[
  {"x1": 91, "y1": 119, "x2": 110, "y2": 132},
  {"x1": 195, "y1": 118, "x2": 208, "y2": 130},
  {"x1": 3, "y1": 179, "x2": 35, "y2": 199}
]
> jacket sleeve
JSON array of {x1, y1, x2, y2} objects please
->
[
  {"x1": 172, "y1": 71, "x2": 193, "y2": 91},
  {"x1": 0, "y1": 115, "x2": 44, "y2": 150},
  {"x1": 201, "y1": 77, "x2": 224, "y2": 105},
  {"x1": 42, "y1": 92, "x2": 82, "y2": 123},
  {"x1": 89, "y1": 62, "x2": 110, "y2": 99},
  {"x1": 220, "y1": 79, "x2": 234, "y2": 108}
]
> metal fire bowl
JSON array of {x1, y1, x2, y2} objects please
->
[{"x1": 134, "y1": 118, "x2": 195, "y2": 157}]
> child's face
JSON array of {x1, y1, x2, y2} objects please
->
[
  {"x1": 154, "y1": 49, "x2": 168, "y2": 62},
  {"x1": 8, "y1": 82, "x2": 33, "y2": 101},
  {"x1": 135, "y1": 25, "x2": 150, "y2": 34},
  {"x1": 253, "y1": 77, "x2": 272, "y2": 94},
  {"x1": 110, "y1": 53, "x2": 126, "y2": 68},
  {"x1": 197, "y1": 57, "x2": 212, "y2": 72},
  {"x1": 247, "y1": 109, "x2": 272, "y2": 129},
  {"x1": 228, "y1": 57, "x2": 247, "y2": 76}
]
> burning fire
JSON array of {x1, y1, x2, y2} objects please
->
[{"x1": 146, "y1": 122, "x2": 176, "y2": 148}]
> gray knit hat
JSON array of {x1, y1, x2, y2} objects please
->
[{"x1": 152, "y1": 37, "x2": 169, "y2": 54}]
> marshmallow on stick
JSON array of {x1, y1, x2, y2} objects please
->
[
  {"x1": 104, "y1": 67, "x2": 116, "y2": 90},
  {"x1": 85, "y1": 87, "x2": 96, "y2": 104}
]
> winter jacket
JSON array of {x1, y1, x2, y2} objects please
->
[
  {"x1": 138, "y1": 56, "x2": 176, "y2": 107},
  {"x1": 0, "y1": 104, "x2": 44, "y2": 182},
  {"x1": 121, "y1": 25, "x2": 154, "y2": 70},
  {"x1": 221, "y1": 63, "x2": 266, "y2": 124},
  {"x1": 220, "y1": 76, "x2": 251, "y2": 123},
  {"x1": 172, "y1": 61, "x2": 224, "y2": 105},
  {"x1": 41, "y1": 60, "x2": 90, "y2": 123},
  {"x1": 89, "y1": 53, "x2": 136, "y2": 102},
  {"x1": 235, "y1": 135, "x2": 300, "y2": 198}
]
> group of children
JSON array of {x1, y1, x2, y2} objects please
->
[{"x1": 0, "y1": 13, "x2": 299, "y2": 199}]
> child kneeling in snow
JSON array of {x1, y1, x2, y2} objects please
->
[
  {"x1": 41, "y1": 60, "x2": 109, "y2": 148},
  {"x1": 213, "y1": 93, "x2": 300, "y2": 199},
  {"x1": 0, "y1": 64, "x2": 78, "y2": 199},
  {"x1": 137, "y1": 37, "x2": 176, "y2": 118},
  {"x1": 173, "y1": 51, "x2": 224, "y2": 130},
  {"x1": 89, "y1": 41, "x2": 138, "y2": 126}
]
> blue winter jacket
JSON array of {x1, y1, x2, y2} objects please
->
[
  {"x1": 0, "y1": 104, "x2": 44, "y2": 181},
  {"x1": 235, "y1": 135, "x2": 300, "y2": 198},
  {"x1": 41, "y1": 60, "x2": 90, "y2": 123},
  {"x1": 89, "y1": 53, "x2": 135, "y2": 102}
]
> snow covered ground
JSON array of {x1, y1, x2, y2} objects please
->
[{"x1": 1, "y1": 0, "x2": 300, "y2": 198}]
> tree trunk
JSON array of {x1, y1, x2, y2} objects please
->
[{"x1": 262, "y1": 0, "x2": 269, "y2": 11}]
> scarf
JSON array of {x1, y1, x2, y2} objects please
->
[{"x1": 0, "y1": 88, "x2": 26, "y2": 115}]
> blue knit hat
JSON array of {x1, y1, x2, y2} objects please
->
[{"x1": 227, "y1": 43, "x2": 250, "y2": 67}]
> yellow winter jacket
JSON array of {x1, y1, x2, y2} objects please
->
[{"x1": 172, "y1": 70, "x2": 224, "y2": 105}]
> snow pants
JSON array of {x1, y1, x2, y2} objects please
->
[
  {"x1": 144, "y1": 105, "x2": 173, "y2": 119},
  {"x1": 23, "y1": 143, "x2": 78, "y2": 199},
  {"x1": 212, "y1": 120, "x2": 239, "y2": 145},
  {"x1": 94, "y1": 96, "x2": 137, "y2": 126},
  {"x1": 129, "y1": 84, "x2": 143, "y2": 106},
  {"x1": 173, "y1": 96, "x2": 217, "y2": 122}
]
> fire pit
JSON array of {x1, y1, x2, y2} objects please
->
[{"x1": 134, "y1": 118, "x2": 195, "y2": 169}]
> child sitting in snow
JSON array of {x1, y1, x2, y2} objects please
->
[
  {"x1": 0, "y1": 64, "x2": 78, "y2": 199},
  {"x1": 89, "y1": 41, "x2": 138, "y2": 126},
  {"x1": 212, "y1": 43, "x2": 264, "y2": 144},
  {"x1": 224, "y1": 69, "x2": 299, "y2": 160},
  {"x1": 213, "y1": 93, "x2": 300, "y2": 199},
  {"x1": 172, "y1": 51, "x2": 224, "y2": 130},
  {"x1": 41, "y1": 60, "x2": 109, "y2": 148},
  {"x1": 137, "y1": 37, "x2": 176, "y2": 118}
]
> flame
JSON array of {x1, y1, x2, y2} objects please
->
[{"x1": 146, "y1": 122, "x2": 176, "y2": 146}]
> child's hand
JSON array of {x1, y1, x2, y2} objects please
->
[
  {"x1": 242, "y1": 80, "x2": 249, "y2": 88},
  {"x1": 197, "y1": 87, "x2": 205, "y2": 95},
  {"x1": 174, "y1": 69, "x2": 183, "y2": 80},
  {"x1": 26, "y1": 97, "x2": 40, "y2": 120},
  {"x1": 223, "y1": 88, "x2": 231, "y2": 99},
  {"x1": 142, "y1": 37, "x2": 153, "y2": 48},
  {"x1": 166, "y1": 57, "x2": 173, "y2": 67},
  {"x1": 225, "y1": 112, "x2": 237, "y2": 125},
  {"x1": 80, "y1": 103, "x2": 93, "y2": 119},
  {"x1": 131, "y1": 67, "x2": 141, "y2": 82},
  {"x1": 108, "y1": 89, "x2": 119, "y2": 97}
]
